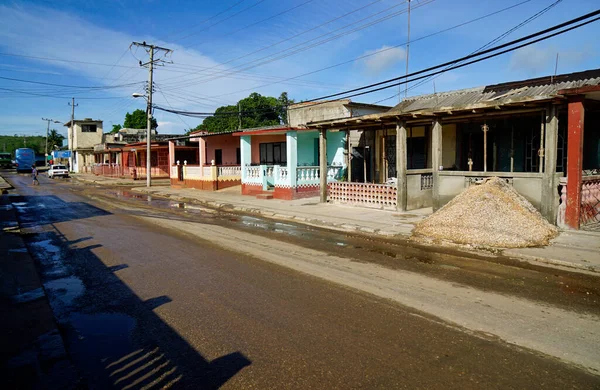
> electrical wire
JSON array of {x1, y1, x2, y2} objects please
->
[
  {"x1": 207, "y1": 0, "x2": 535, "y2": 99},
  {"x1": 162, "y1": 0, "x2": 423, "y2": 89},
  {"x1": 377, "y1": 0, "x2": 565, "y2": 104},
  {"x1": 302, "y1": 9, "x2": 600, "y2": 103}
]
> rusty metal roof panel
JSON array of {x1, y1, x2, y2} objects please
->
[{"x1": 389, "y1": 69, "x2": 600, "y2": 114}]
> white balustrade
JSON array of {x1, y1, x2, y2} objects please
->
[
  {"x1": 202, "y1": 166, "x2": 212, "y2": 177},
  {"x1": 218, "y1": 165, "x2": 241, "y2": 177}
]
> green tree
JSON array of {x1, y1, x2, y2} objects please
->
[
  {"x1": 47, "y1": 129, "x2": 65, "y2": 150},
  {"x1": 110, "y1": 124, "x2": 122, "y2": 134},
  {"x1": 123, "y1": 109, "x2": 158, "y2": 130},
  {"x1": 194, "y1": 92, "x2": 294, "y2": 133}
]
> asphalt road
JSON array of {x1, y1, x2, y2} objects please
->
[{"x1": 4, "y1": 170, "x2": 600, "y2": 389}]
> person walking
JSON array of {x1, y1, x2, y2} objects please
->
[{"x1": 32, "y1": 165, "x2": 39, "y2": 186}]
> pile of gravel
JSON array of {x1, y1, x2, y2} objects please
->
[{"x1": 412, "y1": 177, "x2": 558, "y2": 248}]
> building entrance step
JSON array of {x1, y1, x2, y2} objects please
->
[{"x1": 256, "y1": 193, "x2": 274, "y2": 200}]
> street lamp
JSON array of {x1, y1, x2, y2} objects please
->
[
  {"x1": 42, "y1": 118, "x2": 61, "y2": 167},
  {"x1": 132, "y1": 93, "x2": 152, "y2": 187}
]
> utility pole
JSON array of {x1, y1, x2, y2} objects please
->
[
  {"x1": 69, "y1": 98, "x2": 78, "y2": 171},
  {"x1": 131, "y1": 41, "x2": 172, "y2": 188},
  {"x1": 42, "y1": 118, "x2": 61, "y2": 167},
  {"x1": 403, "y1": 0, "x2": 412, "y2": 101}
]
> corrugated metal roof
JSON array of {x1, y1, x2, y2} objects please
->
[{"x1": 388, "y1": 68, "x2": 600, "y2": 115}]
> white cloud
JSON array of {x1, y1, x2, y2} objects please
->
[
  {"x1": 360, "y1": 46, "x2": 406, "y2": 75},
  {"x1": 509, "y1": 44, "x2": 592, "y2": 76},
  {"x1": 509, "y1": 45, "x2": 555, "y2": 74},
  {"x1": 0, "y1": 4, "x2": 313, "y2": 134}
]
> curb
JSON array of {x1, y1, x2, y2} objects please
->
[
  {"x1": 503, "y1": 251, "x2": 600, "y2": 275},
  {"x1": 130, "y1": 187, "x2": 600, "y2": 277}
]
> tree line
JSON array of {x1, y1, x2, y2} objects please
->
[
  {"x1": 0, "y1": 130, "x2": 65, "y2": 156},
  {"x1": 110, "y1": 92, "x2": 293, "y2": 135}
]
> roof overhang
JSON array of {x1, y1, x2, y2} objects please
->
[
  {"x1": 232, "y1": 126, "x2": 305, "y2": 136},
  {"x1": 307, "y1": 97, "x2": 558, "y2": 130}
]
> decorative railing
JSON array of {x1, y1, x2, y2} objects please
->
[
  {"x1": 92, "y1": 163, "x2": 122, "y2": 177},
  {"x1": 203, "y1": 166, "x2": 212, "y2": 177},
  {"x1": 557, "y1": 174, "x2": 600, "y2": 228},
  {"x1": 420, "y1": 173, "x2": 433, "y2": 190},
  {"x1": 244, "y1": 165, "x2": 262, "y2": 185},
  {"x1": 171, "y1": 165, "x2": 178, "y2": 178},
  {"x1": 297, "y1": 165, "x2": 343, "y2": 185},
  {"x1": 297, "y1": 166, "x2": 319, "y2": 183},
  {"x1": 218, "y1": 165, "x2": 241, "y2": 177},
  {"x1": 278, "y1": 166, "x2": 289, "y2": 181},
  {"x1": 265, "y1": 166, "x2": 274, "y2": 178},
  {"x1": 581, "y1": 175, "x2": 600, "y2": 226},
  {"x1": 328, "y1": 182, "x2": 397, "y2": 210}
]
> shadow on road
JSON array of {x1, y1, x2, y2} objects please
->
[{"x1": 13, "y1": 195, "x2": 251, "y2": 389}]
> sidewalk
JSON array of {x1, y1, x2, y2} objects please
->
[
  {"x1": 0, "y1": 194, "x2": 79, "y2": 388},
  {"x1": 72, "y1": 173, "x2": 600, "y2": 275}
]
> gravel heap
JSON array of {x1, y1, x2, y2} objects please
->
[{"x1": 412, "y1": 177, "x2": 558, "y2": 248}]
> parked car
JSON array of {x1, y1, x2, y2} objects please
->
[{"x1": 47, "y1": 164, "x2": 69, "y2": 179}]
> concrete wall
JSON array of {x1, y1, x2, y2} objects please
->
[
  {"x1": 437, "y1": 172, "x2": 544, "y2": 210},
  {"x1": 71, "y1": 121, "x2": 103, "y2": 150},
  {"x1": 205, "y1": 134, "x2": 239, "y2": 165},
  {"x1": 297, "y1": 131, "x2": 346, "y2": 166},
  {"x1": 406, "y1": 173, "x2": 433, "y2": 210},
  {"x1": 288, "y1": 102, "x2": 351, "y2": 127}
]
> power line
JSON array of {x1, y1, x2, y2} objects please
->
[
  {"x1": 163, "y1": 0, "x2": 425, "y2": 90},
  {"x1": 205, "y1": 0, "x2": 534, "y2": 99},
  {"x1": 166, "y1": 0, "x2": 248, "y2": 41},
  {"x1": 381, "y1": 0, "x2": 565, "y2": 104},
  {"x1": 302, "y1": 9, "x2": 600, "y2": 103},
  {"x1": 178, "y1": 0, "x2": 267, "y2": 44},
  {"x1": 158, "y1": 0, "x2": 390, "y2": 85},
  {"x1": 0, "y1": 76, "x2": 143, "y2": 89}
]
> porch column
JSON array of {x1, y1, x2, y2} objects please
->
[
  {"x1": 432, "y1": 119, "x2": 443, "y2": 210},
  {"x1": 286, "y1": 131, "x2": 297, "y2": 188},
  {"x1": 542, "y1": 105, "x2": 559, "y2": 223},
  {"x1": 168, "y1": 141, "x2": 175, "y2": 167},
  {"x1": 396, "y1": 121, "x2": 408, "y2": 211},
  {"x1": 240, "y1": 135, "x2": 251, "y2": 182},
  {"x1": 565, "y1": 96, "x2": 585, "y2": 229},
  {"x1": 346, "y1": 130, "x2": 351, "y2": 182},
  {"x1": 198, "y1": 137, "x2": 207, "y2": 177},
  {"x1": 319, "y1": 129, "x2": 328, "y2": 203}
]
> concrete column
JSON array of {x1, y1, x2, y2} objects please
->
[
  {"x1": 396, "y1": 121, "x2": 408, "y2": 212},
  {"x1": 240, "y1": 135, "x2": 251, "y2": 181},
  {"x1": 565, "y1": 96, "x2": 585, "y2": 229},
  {"x1": 542, "y1": 105, "x2": 559, "y2": 223},
  {"x1": 319, "y1": 129, "x2": 328, "y2": 203},
  {"x1": 286, "y1": 131, "x2": 297, "y2": 188},
  {"x1": 432, "y1": 119, "x2": 443, "y2": 210},
  {"x1": 345, "y1": 130, "x2": 351, "y2": 182},
  {"x1": 168, "y1": 141, "x2": 175, "y2": 167},
  {"x1": 198, "y1": 137, "x2": 207, "y2": 177}
]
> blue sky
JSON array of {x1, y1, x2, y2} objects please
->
[{"x1": 0, "y1": 0, "x2": 598, "y2": 136}]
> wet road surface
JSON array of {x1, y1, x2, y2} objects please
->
[{"x1": 4, "y1": 170, "x2": 600, "y2": 388}]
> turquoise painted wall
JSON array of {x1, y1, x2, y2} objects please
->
[{"x1": 297, "y1": 131, "x2": 345, "y2": 166}]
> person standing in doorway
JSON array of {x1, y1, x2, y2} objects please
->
[{"x1": 32, "y1": 165, "x2": 39, "y2": 185}]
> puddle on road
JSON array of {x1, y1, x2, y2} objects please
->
[{"x1": 44, "y1": 276, "x2": 85, "y2": 307}]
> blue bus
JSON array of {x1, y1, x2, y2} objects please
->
[{"x1": 15, "y1": 148, "x2": 36, "y2": 173}]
